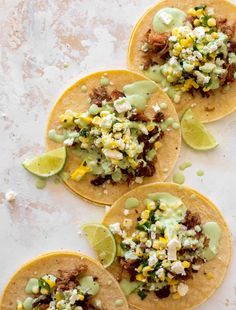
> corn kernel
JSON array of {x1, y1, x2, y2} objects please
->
[
  {"x1": 78, "y1": 294, "x2": 85, "y2": 301},
  {"x1": 211, "y1": 32, "x2": 219, "y2": 39},
  {"x1": 147, "y1": 123, "x2": 155, "y2": 131},
  {"x1": 159, "y1": 237, "x2": 167, "y2": 244},
  {"x1": 209, "y1": 53, "x2": 216, "y2": 59},
  {"x1": 139, "y1": 231, "x2": 147, "y2": 238},
  {"x1": 140, "y1": 237, "x2": 148, "y2": 243},
  {"x1": 71, "y1": 163, "x2": 92, "y2": 181},
  {"x1": 137, "y1": 265, "x2": 143, "y2": 272},
  {"x1": 123, "y1": 218, "x2": 133, "y2": 229},
  {"x1": 187, "y1": 8, "x2": 196, "y2": 16},
  {"x1": 141, "y1": 210, "x2": 150, "y2": 220},
  {"x1": 193, "y1": 19, "x2": 200, "y2": 26},
  {"x1": 167, "y1": 278, "x2": 179, "y2": 285},
  {"x1": 154, "y1": 141, "x2": 162, "y2": 149},
  {"x1": 56, "y1": 292, "x2": 63, "y2": 302},
  {"x1": 92, "y1": 116, "x2": 102, "y2": 126},
  {"x1": 180, "y1": 39, "x2": 191, "y2": 48},
  {"x1": 45, "y1": 278, "x2": 55, "y2": 288},
  {"x1": 192, "y1": 80, "x2": 199, "y2": 89},
  {"x1": 162, "y1": 260, "x2": 171, "y2": 268},
  {"x1": 136, "y1": 274, "x2": 145, "y2": 281},
  {"x1": 172, "y1": 50, "x2": 180, "y2": 57},
  {"x1": 17, "y1": 302, "x2": 23, "y2": 310},
  {"x1": 56, "y1": 302, "x2": 62, "y2": 310},
  {"x1": 205, "y1": 272, "x2": 214, "y2": 280},
  {"x1": 153, "y1": 240, "x2": 160, "y2": 249},
  {"x1": 142, "y1": 266, "x2": 152, "y2": 276},
  {"x1": 100, "y1": 111, "x2": 110, "y2": 117},
  {"x1": 207, "y1": 18, "x2": 216, "y2": 27},
  {"x1": 182, "y1": 261, "x2": 190, "y2": 268},
  {"x1": 128, "y1": 158, "x2": 138, "y2": 169},
  {"x1": 174, "y1": 43, "x2": 182, "y2": 52},
  {"x1": 196, "y1": 9, "x2": 204, "y2": 18},
  {"x1": 167, "y1": 75, "x2": 175, "y2": 83},
  {"x1": 172, "y1": 292, "x2": 181, "y2": 300},
  {"x1": 59, "y1": 114, "x2": 74, "y2": 127},
  {"x1": 139, "y1": 219, "x2": 147, "y2": 225},
  {"x1": 147, "y1": 201, "x2": 156, "y2": 211},
  {"x1": 40, "y1": 288, "x2": 48, "y2": 295},
  {"x1": 172, "y1": 27, "x2": 180, "y2": 37},
  {"x1": 170, "y1": 285, "x2": 178, "y2": 293}
]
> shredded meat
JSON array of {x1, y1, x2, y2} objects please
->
[
  {"x1": 217, "y1": 18, "x2": 235, "y2": 40},
  {"x1": 220, "y1": 63, "x2": 236, "y2": 85},
  {"x1": 142, "y1": 29, "x2": 170, "y2": 70},
  {"x1": 182, "y1": 210, "x2": 201, "y2": 229},
  {"x1": 32, "y1": 295, "x2": 52, "y2": 309},
  {"x1": 155, "y1": 286, "x2": 170, "y2": 299},
  {"x1": 110, "y1": 89, "x2": 125, "y2": 101},
  {"x1": 89, "y1": 86, "x2": 111, "y2": 107},
  {"x1": 129, "y1": 111, "x2": 150, "y2": 122},
  {"x1": 203, "y1": 236, "x2": 210, "y2": 248},
  {"x1": 229, "y1": 41, "x2": 236, "y2": 53},
  {"x1": 91, "y1": 175, "x2": 111, "y2": 186},
  {"x1": 119, "y1": 258, "x2": 140, "y2": 281},
  {"x1": 75, "y1": 300, "x2": 99, "y2": 310},
  {"x1": 56, "y1": 266, "x2": 88, "y2": 291},
  {"x1": 154, "y1": 112, "x2": 165, "y2": 123},
  {"x1": 135, "y1": 161, "x2": 156, "y2": 177}
]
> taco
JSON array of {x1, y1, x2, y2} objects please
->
[
  {"x1": 102, "y1": 183, "x2": 231, "y2": 310},
  {"x1": 128, "y1": 0, "x2": 236, "y2": 122},
  {"x1": 0, "y1": 251, "x2": 129, "y2": 310},
  {"x1": 46, "y1": 70, "x2": 181, "y2": 206}
]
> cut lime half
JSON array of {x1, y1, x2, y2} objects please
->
[
  {"x1": 22, "y1": 147, "x2": 67, "y2": 177},
  {"x1": 181, "y1": 109, "x2": 218, "y2": 151},
  {"x1": 82, "y1": 223, "x2": 117, "y2": 268}
]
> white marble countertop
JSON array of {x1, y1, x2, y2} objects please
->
[{"x1": 0, "y1": 1, "x2": 236, "y2": 309}]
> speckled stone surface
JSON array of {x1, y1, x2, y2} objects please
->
[{"x1": 0, "y1": 1, "x2": 236, "y2": 309}]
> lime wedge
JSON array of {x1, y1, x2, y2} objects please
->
[
  {"x1": 22, "y1": 147, "x2": 67, "y2": 177},
  {"x1": 82, "y1": 223, "x2": 117, "y2": 268},
  {"x1": 181, "y1": 109, "x2": 218, "y2": 151}
]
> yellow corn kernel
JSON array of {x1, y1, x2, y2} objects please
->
[
  {"x1": 111, "y1": 159, "x2": 120, "y2": 165},
  {"x1": 100, "y1": 111, "x2": 110, "y2": 117},
  {"x1": 56, "y1": 301, "x2": 62, "y2": 310},
  {"x1": 203, "y1": 86, "x2": 210, "y2": 92},
  {"x1": 78, "y1": 294, "x2": 85, "y2": 301},
  {"x1": 154, "y1": 141, "x2": 162, "y2": 149},
  {"x1": 170, "y1": 285, "x2": 177, "y2": 293},
  {"x1": 92, "y1": 116, "x2": 102, "y2": 126},
  {"x1": 136, "y1": 246, "x2": 143, "y2": 257},
  {"x1": 59, "y1": 114, "x2": 74, "y2": 127},
  {"x1": 211, "y1": 32, "x2": 219, "y2": 39},
  {"x1": 192, "y1": 80, "x2": 199, "y2": 89},
  {"x1": 71, "y1": 163, "x2": 92, "y2": 181},
  {"x1": 17, "y1": 302, "x2": 23, "y2": 310},
  {"x1": 142, "y1": 266, "x2": 152, "y2": 276},
  {"x1": 182, "y1": 261, "x2": 190, "y2": 268},
  {"x1": 174, "y1": 43, "x2": 182, "y2": 52},
  {"x1": 205, "y1": 272, "x2": 214, "y2": 280},
  {"x1": 159, "y1": 202, "x2": 167, "y2": 210},
  {"x1": 159, "y1": 237, "x2": 167, "y2": 244},
  {"x1": 172, "y1": 50, "x2": 180, "y2": 57},
  {"x1": 172, "y1": 292, "x2": 181, "y2": 300},
  {"x1": 183, "y1": 79, "x2": 193, "y2": 91},
  {"x1": 123, "y1": 135, "x2": 130, "y2": 143},
  {"x1": 139, "y1": 231, "x2": 147, "y2": 238},
  {"x1": 162, "y1": 260, "x2": 171, "y2": 268},
  {"x1": 153, "y1": 240, "x2": 160, "y2": 250},
  {"x1": 40, "y1": 288, "x2": 49, "y2": 295},
  {"x1": 210, "y1": 53, "x2": 216, "y2": 59},
  {"x1": 137, "y1": 265, "x2": 143, "y2": 272},
  {"x1": 140, "y1": 237, "x2": 148, "y2": 243},
  {"x1": 147, "y1": 201, "x2": 156, "y2": 211},
  {"x1": 207, "y1": 18, "x2": 216, "y2": 27},
  {"x1": 172, "y1": 27, "x2": 180, "y2": 37},
  {"x1": 193, "y1": 19, "x2": 200, "y2": 26},
  {"x1": 147, "y1": 123, "x2": 155, "y2": 131},
  {"x1": 128, "y1": 158, "x2": 138, "y2": 169},
  {"x1": 141, "y1": 210, "x2": 150, "y2": 220},
  {"x1": 167, "y1": 278, "x2": 179, "y2": 285},
  {"x1": 136, "y1": 274, "x2": 145, "y2": 281},
  {"x1": 56, "y1": 292, "x2": 63, "y2": 302},
  {"x1": 80, "y1": 115, "x2": 92, "y2": 125},
  {"x1": 45, "y1": 278, "x2": 55, "y2": 289},
  {"x1": 187, "y1": 8, "x2": 196, "y2": 16},
  {"x1": 180, "y1": 39, "x2": 190, "y2": 48},
  {"x1": 167, "y1": 75, "x2": 175, "y2": 83},
  {"x1": 204, "y1": 27, "x2": 210, "y2": 32},
  {"x1": 196, "y1": 9, "x2": 204, "y2": 18}
]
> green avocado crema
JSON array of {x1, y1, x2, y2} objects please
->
[
  {"x1": 202, "y1": 221, "x2": 221, "y2": 260},
  {"x1": 110, "y1": 192, "x2": 221, "y2": 299},
  {"x1": 125, "y1": 197, "x2": 140, "y2": 209},
  {"x1": 17, "y1": 273, "x2": 100, "y2": 310},
  {"x1": 48, "y1": 79, "x2": 167, "y2": 185},
  {"x1": 152, "y1": 8, "x2": 187, "y2": 33},
  {"x1": 123, "y1": 80, "x2": 158, "y2": 111}
]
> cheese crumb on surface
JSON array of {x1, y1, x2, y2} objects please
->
[
  {"x1": 5, "y1": 190, "x2": 17, "y2": 202},
  {"x1": 177, "y1": 283, "x2": 189, "y2": 296},
  {"x1": 171, "y1": 261, "x2": 186, "y2": 275},
  {"x1": 167, "y1": 238, "x2": 181, "y2": 260}
]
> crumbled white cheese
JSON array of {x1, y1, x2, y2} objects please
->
[
  {"x1": 145, "y1": 240, "x2": 152, "y2": 248},
  {"x1": 103, "y1": 149, "x2": 123, "y2": 160},
  {"x1": 193, "y1": 51, "x2": 203, "y2": 60},
  {"x1": 177, "y1": 283, "x2": 189, "y2": 296},
  {"x1": 94, "y1": 299, "x2": 102, "y2": 309},
  {"x1": 169, "y1": 35, "x2": 177, "y2": 42},
  {"x1": 153, "y1": 104, "x2": 161, "y2": 113},
  {"x1": 151, "y1": 231, "x2": 156, "y2": 240},
  {"x1": 148, "y1": 251, "x2": 158, "y2": 266},
  {"x1": 69, "y1": 289, "x2": 80, "y2": 304},
  {"x1": 63, "y1": 138, "x2": 74, "y2": 146},
  {"x1": 114, "y1": 97, "x2": 132, "y2": 113},
  {"x1": 192, "y1": 264, "x2": 202, "y2": 271},
  {"x1": 194, "y1": 26, "x2": 205, "y2": 39},
  {"x1": 173, "y1": 94, "x2": 181, "y2": 103},
  {"x1": 109, "y1": 223, "x2": 123, "y2": 235},
  {"x1": 167, "y1": 238, "x2": 181, "y2": 260},
  {"x1": 194, "y1": 71, "x2": 211, "y2": 85},
  {"x1": 171, "y1": 261, "x2": 186, "y2": 275},
  {"x1": 5, "y1": 190, "x2": 17, "y2": 202},
  {"x1": 122, "y1": 238, "x2": 136, "y2": 249},
  {"x1": 194, "y1": 225, "x2": 201, "y2": 232},
  {"x1": 159, "y1": 12, "x2": 173, "y2": 25},
  {"x1": 169, "y1": 57, "x2": 178, "y2": 66},
  {"x1": 135, "y1": 177, "x2": 143, "y2": 184},
  {"x1": 156, "y1": 267, "x2": 165, "y2": 279},
  {"x1": 123, "y1": 209, "x2": 129, "y2": 216},
  {"x1": 125, "y1": 250, "x2": 138, "y2": 261}
]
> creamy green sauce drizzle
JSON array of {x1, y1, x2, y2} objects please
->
[
  {"x1": 125, "y1": 197, "x2": 140, "y2": 209},
  {"x1": 119, "y1": 278, "x2": 141, "y2": 296},
  {"x1": 179, "y1": 161, "x2": 192, "y2": 171},
  {"x1": 197, "y1": 170, "x2": 205, "y2": 176},
  {"x1": 48, "y1": 129, "x2": 67, "y2": 143},
  {"x1": 202, "y1": 222, "x2": 221, "y2": 260},
  {"x1": 35, "y1": 178, "x2": 47, "y2": 189},
  {"x1": 123, "y1": 80, "x2": 158, "y2": 111},
  {"x1": 160, "y1": 102, "x2": 168, "y2": 110},
  {"x1": 115, "y1": 299, "x2": 124, "y2": 306},
  {"x1": 152, "y1": 8, "x2": 187, "y2": 33},
  {"x1": 172, "y1": 172, "x2": 185, "y2": 184},
  {"x1": 172, "y1": 122, "x2": 180, "y2": 130}
]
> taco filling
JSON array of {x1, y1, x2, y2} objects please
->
[
  {"x1": 108, "y1": 192, "x2": 221, "y2": 300},
  {"x1": 139, "y1": 5, "x2": 236, "y2": 102},
  {"x1": 48, "y1": 80, "x2": 176, "y2": 187},
  {"x1": 16, "y1": 265, "x2": 102, "y2": 310}
]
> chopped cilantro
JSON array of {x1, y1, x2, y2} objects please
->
[
  {"x1": 194, "y1": 5, "x2": 206, "y2": 10},
  {"x1": 137, "y1": 290, "x2": 148, "y2": 300}
]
